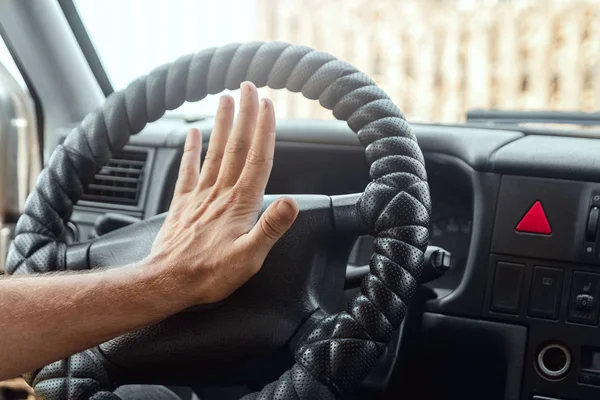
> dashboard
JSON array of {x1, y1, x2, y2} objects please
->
[{"x1": 65, "y1": 118, "x2": 600, "y2": 400}]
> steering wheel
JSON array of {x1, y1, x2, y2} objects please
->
[{"x1": 6, "y1": 42, "x2": 430, "y2": 399}]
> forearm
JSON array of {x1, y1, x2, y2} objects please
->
[{"x1": 0, "y1": 257, "x2": 188, "y2": 381}]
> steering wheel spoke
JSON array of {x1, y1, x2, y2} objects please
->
[{"x1": 331, "y1": 193, "x2": 368, "y2": 235}]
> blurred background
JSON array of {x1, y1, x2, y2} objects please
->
[{"x1": 70, "y1": 0, "x2": 600, "y2": 123}]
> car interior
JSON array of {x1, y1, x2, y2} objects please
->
[{"x1": 2, "y1": 1, "x2": 600, "y2": 400}]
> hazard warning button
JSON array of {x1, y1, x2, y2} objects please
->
[{"x1": 516, "y1": 201, "x2": 552, "y2": 235}]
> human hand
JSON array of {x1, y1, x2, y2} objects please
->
[{"x1": 149, "y1": 82, "x2": 299, "y2": 305}]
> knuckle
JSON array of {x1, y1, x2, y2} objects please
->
[
  {"x1": 232, "y1": 181, "x2": 261, "y2": 204},
  {"x1": 260, "y1": 214, "x2": 281, "y2": 241},
  {"x1": 225, "y1": 140, "x2": 247, "y2": 155},
  {"x1": 245, "y1": 149, "x2": 273, "y2": 167},
  {"x1": 204, "y1": 149, "x2": 224, "y2": 163},
  {"x1": 239, "y1": 105, "x2": 256, "y2": 116},
  {"x1": 183, "y1": 143, "x2": 198, "y2": 155},
  {"x1": 235, "y1": 186, "x2": 254, "y2": 205}
]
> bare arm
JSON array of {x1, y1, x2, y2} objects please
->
[
  {"x1": 0, "y1": 262, "x2": 188, "y2": 380},
  {"x1": 0, "y1": 82, "x2": 298, "y2": 381}
]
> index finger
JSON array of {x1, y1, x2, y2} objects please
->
[{"x1": 235, "y1": 98, "x2": 276, "y2": 196}]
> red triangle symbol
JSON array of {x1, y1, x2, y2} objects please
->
[{"x1": 516, "y1": 201, "x2": 552, "y2": 235}]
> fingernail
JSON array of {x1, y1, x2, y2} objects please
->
[
  {"x1": 260, "y1": 98, "x2": 269, "y2": 110},
  {"x1": 276, "y1": 199, "x2": 295, "y2": 222},
  {"x1": 220, "y1": 95, "x2": 232, "y2": 107},
  {"x1": 241, "y1": 81, "x2": 253, "y2": 96}
]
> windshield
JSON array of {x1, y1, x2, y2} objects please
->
[{"x1": 75, "y1": 0, "x2": 598, "y2": 123}]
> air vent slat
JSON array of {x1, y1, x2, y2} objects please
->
[
  {"x1": 81, "y1": 194, "x2": 138, "y2": 205},
  {"x1": 87, "y1": 184, "x2": 138, "y2": 193},
  {"x1": 80, "y1": 150, "x2": 148, "y2": 206},
  {"x1": 93, "y1": 175, "x2": 139, "y2": 184},
  {"x1": 99, "y1": 166, "x2": 142, "y2": 175},
  {"x1": 108, "y1": 158, "x2": 145, "y2": 167}
]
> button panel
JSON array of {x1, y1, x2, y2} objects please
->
[
  {"x1": 568, "y1": 271, "x2": 600, "y2": 325},
  {"x1": 528, "y1": 266, "x2": 563, "y2": 320},
  {"x1": 488, "y1": 178, "x2": 600, "y2": 400},
  {"x1": 486, "y1": 255, "x2": 600, "y2": 399}
]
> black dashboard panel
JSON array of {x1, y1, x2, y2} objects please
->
[
  {"x1": 414, "y1": 123, "x2": 522, "y2": 169},
  {"x1": 125, "y1": 118, "x2": 523, "y2": 167},
  {"x1": 492, "y1": 134, "x2": 600, "y2": 182},
  {"x1": 65, "y1": 116, "x2": 600, "y2": 400}
]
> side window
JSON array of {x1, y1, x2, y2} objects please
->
[
  {"x1": 0, "y1": 35, "x2": 26, "y2": 89},
  {"x1": 0, "y1": 34, "x2": 40, "y2": 273}
]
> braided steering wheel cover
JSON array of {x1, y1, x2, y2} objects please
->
[{"x1": 7, "y1": 42, "x2": 430, "y2": 399}]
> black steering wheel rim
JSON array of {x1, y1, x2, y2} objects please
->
[{"x1": 7, "y1": 41, "x2": 430, "y2": 399}]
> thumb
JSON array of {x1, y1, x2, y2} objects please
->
[{"x1": 245, "y1": 197, "x2": 299, "y2": 257}]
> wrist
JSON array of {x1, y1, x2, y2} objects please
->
[{"x1": 134, "y1": 254, "x2": 197, "y2": 313}]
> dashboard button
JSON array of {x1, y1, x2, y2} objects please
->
[
  {"x1": 586, "y1": 207, "x2": 600, "y2": 242},
  {"x1": 516, "y1": 201, "x2": 552, "y2": 235},
  {"x1": 579, "y1": 370, "x2": 600, "y2": 387},
  {"x1": 568, "y1": 271, "x2": 600, "y2": 325},
  {"x1": 529, "y1": 266, "x2": 563, "y2": 319},
  {"x1": 576, "y1": 294, "x2": 595, "y2": 311},
  {"x1": 491, "y1": 262, "x2": 525, "y2": 314}
]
